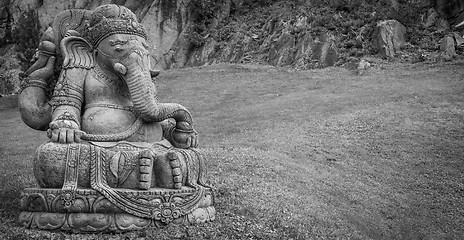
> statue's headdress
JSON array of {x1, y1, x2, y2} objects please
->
[{"x1": 83, "y1": 4, "x2": 147, "y2": 47}]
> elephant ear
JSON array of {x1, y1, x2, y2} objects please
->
[
  {"x1": 60, "y1": 36, "x2": 94, "y2": 70},
  {"x1": 52, "y1": 9, "x2": 91, "y2": 50}
]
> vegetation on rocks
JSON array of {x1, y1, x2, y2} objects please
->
[
  {"x1": 10, "y1": 8, "x2": 40, "y2": 71},
  {"x1": 188, "y1": 0, "x2": 441, "y2": 68},
  {"x1": 0, "y1": 7, "x2": 40, "y2": 95}
]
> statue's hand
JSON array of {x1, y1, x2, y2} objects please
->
[
  {"x1": 171, "y1": 122, "x2": 198, "y2": 149},
  {"x1": 28, "y1": 56, "x2": 55, "y2": 80},
  {"x1": 47, "y1": 120, "x2": 84, "y2": 143}
]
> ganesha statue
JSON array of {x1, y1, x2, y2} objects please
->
[{"x1": 17, "y1": 4, "x2": 214, "y2": 232}]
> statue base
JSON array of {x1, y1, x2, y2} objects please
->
[{"x1": 19, "y1": 187, "x2": 215, "y2": 232}]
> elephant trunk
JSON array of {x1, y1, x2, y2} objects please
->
[{"x1": 116, "y1": 51, "x2": 193, "y2": 130}]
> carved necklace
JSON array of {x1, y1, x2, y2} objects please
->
[
  {"x1": 92, "y1": 64, "x2": 129, "y2": 97},
  {"x1": 93, "y1": 64, "x2": 119, "y2": 84}
]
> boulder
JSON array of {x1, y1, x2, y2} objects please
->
[
  {"x1": 140, "y1": 0, "x2": 191, "y2": 70},
  {"x1": 261, "y1": 19, "x2": 337, "y2": 69},
  {"x1": 453, "y1": 32, "x2": 464, "y2": 46},
  {"x1": 373, "y1": 20, "x2": 406, "y2": 58},
  {"x1": 214, "y1": 32, "x2": 249, "y2": 64},
  {"x1": 357, "y1": 59, "x2": 371, "y2": 76},
  {"x1": 267, "y1": 31, "x2": 296, "y2": 66},
  {"x1": 187, "y1": 39, "x2": 219, "y2": 66},
  {"x1": 311, "y1": 32, "x2": 338, "y2": 68},
  {"x1": 423, "y1": 8, "x2": 440, "y2": 28},
  {"x1": 439, "y1": 35, "x2": 457, "y2": 61},
  {"x1": 293, "y1": 32, "x2": 314, "y2": 68}
]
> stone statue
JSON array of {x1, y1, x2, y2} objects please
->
[{"x1": 17, "y1": 4, "x2": 215, "y2": 232}]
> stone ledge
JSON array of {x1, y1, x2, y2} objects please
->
[
  {"x1": 20, "y1": 187, "x2": 213, "y2": 213},
  {"x1": 19, "y1": 187, "x2": 215, "y2": 232},
  {"x1": 19, "y1": 207, "x2": 216, "y2": 232}
]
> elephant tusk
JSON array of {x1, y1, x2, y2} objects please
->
[{"x1": 114, "y1": 62, "x2": 127, "y2": 75}]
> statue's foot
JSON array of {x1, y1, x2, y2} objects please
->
[
  {"x1": 153, "y1": 151, "x2": 183, "y2": 189},
  {"x1": 138, "y1": 150, "x2": 153, "y2": 190},
  {"x1": 166, "y1": 151, "x2": 182, "y2": 189}
]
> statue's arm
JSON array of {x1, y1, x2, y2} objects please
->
[
  {"x1": 47, "y1": 35, "x2": 93, "y2": 143},
  {"x1": 48, "y1": 68, "x2": 86, "y2": 143}
]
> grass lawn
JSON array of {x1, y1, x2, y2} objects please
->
[{"x1": 1, "y1": 60, "x2": 463, "y2": 239}]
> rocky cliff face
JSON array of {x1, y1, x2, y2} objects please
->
[
  {"x1": 186, "y1": 16, "x2": 339, "y2": 69},
  {"x1": 431, "y1": 0, "x2": 464, "y2": 28},
  {"x1": 0, "y1": 0, "x2": 460, "y2": 94},
  {"x1": 0, "y1": 0, "x2": 342, "y2": 73}
]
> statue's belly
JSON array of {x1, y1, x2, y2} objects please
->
[
  {"x1": 82, "y1": 107, "x2": 162, "y2": 142},
  {"x1": 82, "y1": 107, "x2": 135, "y2": 134}
]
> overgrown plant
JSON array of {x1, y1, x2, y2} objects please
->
[
  {"x1": 0, "y1": 71, "x2": 14, "y2": 95},
  {"x1": 12, "y1": 8, "x2": 40, "y2": 71},
  {"x1": 0, "y1": 0, "x2": 12, "y2": 47},
  {"x1": 11, "y1": 8, "x2": 58, "y2": 98},
  {"x1": 188, "y1": 0, "x2": 221, "y2": 48}
]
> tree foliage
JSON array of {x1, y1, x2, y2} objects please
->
[{"x1": 12, "y1": 8, "x2": 40, "y2": 71}]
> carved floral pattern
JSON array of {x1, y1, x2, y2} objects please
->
[
  {"x1": 61, "y1": 191, "x2": 76, "y2": 210},
  {"x1": 19, "y1": 188, "x2": 215, "y2": 232},
  {"x1": 151, "y1": 202, "x2": 181, "y2": 223}
]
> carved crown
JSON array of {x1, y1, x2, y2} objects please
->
[{"x1": 83, "y1": 4, "x2": 147, "y2": 47}]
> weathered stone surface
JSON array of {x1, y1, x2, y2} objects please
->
[
  {"x1": 187, "y1": 39, "x2": 218, "y2": 67},
  {"x1": 141, "y1": 0, "x2": 191, "y2": 70},
  {"x1": 293, "y1": 31, "x2": 338, "y2": 69},
  {"x1": 439, "y1": 35, "x2": 457, "y2": 61},
  {"x1": 293, "y1": 32, "x2": 314, "y2": 66},
  {"x1": 435, "y1": 18, "x2": 451, "y2": 32},
  {"x1": 17, "y1": 5, "x2": 215, "y2": 232},
  {"x1": 184, "y1": 18, "x2": 339, "y2": 69},
  {"x1": 219, "y1": 33, "x2": 252, "y2": 64},
  {"x1": 267, "y1": 31, "x2": 296, "y2": 66},
  {"x1": 453, "y1": 32, "x2": 464, "y2": 46},
  {"x1": 312, "y1": 32, "x2": 338, "y2": 68},
  {"x1": 357, "y1": 59, "x2": 371, "y2": 76},
  {"x1": 373, "y1": 20, "x2": 406, "y2": 58},
  {"x1": 19, "y1": 188, "x2": 216, "y2": 232},
  {"x1": 431, "y1": 0, "x2": 464, "y2": 29},
  {"x1": 423, "y1": 8, "x2": 440, "y2": 28}
]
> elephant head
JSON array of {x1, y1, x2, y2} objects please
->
[{"x1": 93, "y1": 33, "x2": 194, "y2": 131}]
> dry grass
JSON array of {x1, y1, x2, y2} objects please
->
[{"x1": 1, "y1": 60, "x2": 463, "y2": 239}]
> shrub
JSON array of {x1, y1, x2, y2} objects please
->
[
  {"x1": 187, "y1": 0, "x2": 221, "y2": 49},
  {"x1": 12, "y1": 8, "x2": 40, "y2": 71}
]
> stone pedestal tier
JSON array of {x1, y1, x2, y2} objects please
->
[{"x1": 19, "y1": 187, "x2": 215, "y2": 232}]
